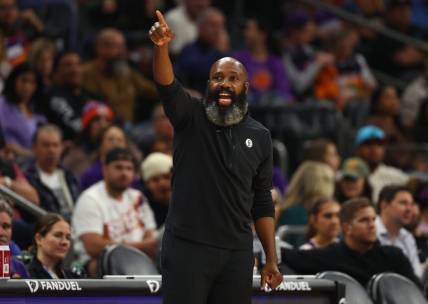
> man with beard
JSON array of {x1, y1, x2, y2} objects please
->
[
  {"x1": 280, "y1": 198, "x2": 420, "y2": 287},
  {"x1": 81, "y1": 28, "x2": 158, "y2": 123},
  {"x1": 72, "y1": 147, "x2": 158, "y2": 277},
  {"x1": 149, "y1": 11, "x2": 282, "y2": 304}
]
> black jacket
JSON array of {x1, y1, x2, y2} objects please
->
[
  {"x1": 157, "y1": 79, "x2": 274, "y2": 250},
  {"x1": 281, "y1": 241, "x2": 421, "y2": 287},
  {"x1": 24, "y1": 162, "x2": 80, "y2": 221},
  {"x1": 27, "y1": 257, "x2": 82, "y2": 279}
]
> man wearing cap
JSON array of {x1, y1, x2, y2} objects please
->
[
  {"x1": 72, "y1": 147, "x2": 158, "y2": 277},
  {"x1": 141, "y1": 152, "x2": 172, "y2": 228},
  {"x1": 355, "y1": 125, "x2": 409, "y2": 202},
  {"x1": 149, "y1": 11, "x2": 282, "y2": 304}
]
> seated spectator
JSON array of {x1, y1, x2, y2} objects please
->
[
  {"x1": 165, "y1": 0, "x2": 211, "y2": 56},
  {"x1": 24, "y1": 125, "x2": 79, "y2": 222},
  {"x1": 0, "y1": 196, "x2": 29, "y2": 278},
  {"x1": 335, "y1": 157, "x2": 372, "y2": 204},
  {"x1": 401, "y1": 58, "x2": 428, "y2": 129},
  {"x1": 366, "y1": 85, "x2": 405, "y2": 143},
  {"x1": 141, "y1": 152, "x2": 172, "y2": 228},
  {"x1": 232, "y1": 17, "x2": 293, "y2": 105},
  {"x1": 44, "y1": 51, "x2": 102, "y2": 141},
  {"x1": 300, "y1": 197, "x2": 341, "y2": 250},
  {"x1": 175, "y1": 7, "x2": 229, "y2": 94},
  {"x1": 62, "y1": 101, "x2": 114, "y2": 179},
  {"x1": 27, "y1": 38, "x2": 56, "y2": 89},
  {"x1": 281, "y1": 197, "x2": 420, "y2": 287},
  {"x1": 277, "y1": 161, "x2": 335, "y2": 228},
  {"x1": 376, "y1": 185, "x2": 422, "y2": 277},
  {"x1": 80, "y1": 124, "x2": 127, "y2": 191},
  {"x1": 303, "y1": 138, "x2": 341, "y2": 172},
  {"x1": 27, "y1": 213, "x2": 81, "y2": 279},
  {"x1": 73, "y1": 147, "x2": 158, "y2": 277},
  {"x1": 282, "y1": 10, "x2": 333, "y2": 100},
  {"x1": 81, "y1": 28, "x2": 158, "y2": 123},
  {"x1": 0, "y1": 62, "x2": 45, "y2": 157},
  {"x1": 355, "y1": 125, "x2": 409, "y2": 202}
]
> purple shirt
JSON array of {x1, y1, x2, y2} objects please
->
[
  {"x1": 232, "y1": 50, "x2": 294, "y2": 103},
  {"x1": 0, "y1": 96, "x2": 45, "y2": 149}
]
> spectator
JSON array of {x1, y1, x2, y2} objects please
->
[
  {"x1": 0, "y1": 62, "x2": 45, "y2": 157},
  {"x1": 366, "y1": 85, "x2": 405, "y2": 143},
  {"x1": 165, "y1": 0, "x2": 211, "y2": 55},
  {"x1": 335, "y1": 157, "x2": 372, "y2": 204},
  {"x1": 175, "y1": 7, "x2": 229, "y2": 94},
  {"x1": 232, "y1": 17, "x2": 293, "y2": 105},
  {"x1": 135, "y1": 103, "x2": 174, "y2": 157},
  {"x1": 27, "y1": 213, "x2": 81, "y2": 279},
  {"x1": 62, "y1": 101, "x2": 114, "y2": 178},
  {"x1": 79, "y1": 124, "x2": 126, "y2": 191},
  {"x1": 277, "y1": 161, "x2": 335, "y2": 227},
  {"x1": 73, "y1": 147, "x2": 158, "y2": 277},
  {"x1": 141, "y1": 152, "x2": 172, "y2": 228},
  {"x1": 282, "y1": 10, "x2": 334, "y2": 99},
  {"x1": 300, "y1": 197, "x2": 341, "y2": 250},
  {"x1": 355, "y1": 125, "x2": 409, "y2": 202},
  {"x1": 27, "y1": 38, "x2": 56, "y2": 89},
  {"x1": 0, "y1": 197, "x2": 29, "y2": 278},
  {"x1": 24, "y1": 125, "x2": 79, "y2": 222},
  {"x1": 280, "y1": 197, "x2": 420, "y2": 287},
  {"x1": 303, "y1": 138, "x2": 341, "y2": 172},
  {"x1": 81, "y1": 28, "x2": 158, "y2": 123},
  {"x1": 376, "y1": 185, "x2": 422, "y2": 278},
  {"x1": 401, "y1": 58, "x2": 428, "y2": 129},
  {"x1": 44, "y1": 51, "x2": 102, "y2": 141}
]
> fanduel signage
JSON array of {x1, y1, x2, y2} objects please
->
[{"x1": 25, "y1": 280, "x2": 82, "y2": 293}]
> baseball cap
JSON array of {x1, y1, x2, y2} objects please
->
[
  {"x1": 355, "y1": 125, "x2": 385, "y2": 146},
  {"x1": 141, "y1": 152, "x2": 172, "y2": 182},
  {"x1": 340, "y1": 157, "x2": 370, "y2": 180},
  {"x1": 81, "y1": 101, "x2": 114, "y2": 130},
  {"x1": 104, "y1": 147, "x2": 135, "y2": 166}
]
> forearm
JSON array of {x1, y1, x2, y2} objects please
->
[
  {"x1": 153, "y1": 44, "x2": 174, "y2": 85},
  {"x1": 10, "y1": 180, "x2": 40, "y2": 205},
  {"x1": 255, "y1": 217, "x2": 277, "y2": 264},
  {"x1": 81, "y1": 234, "x2": 115, "y2": 258}
]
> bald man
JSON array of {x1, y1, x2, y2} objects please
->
[{"x1": 149, "y1": 11, "x2": 282, "y2": 304}]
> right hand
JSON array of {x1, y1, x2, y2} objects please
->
[{"x1": 149, "y1": 10, "x2": 175, "y2": 47}]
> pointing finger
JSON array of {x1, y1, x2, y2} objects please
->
[{"x1": 156, "y1": 10, "x2": 167, "y2": 26}]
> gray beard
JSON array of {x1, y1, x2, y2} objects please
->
[{"x1": 204, "y1": 101, "x2": 248, "y2": 127}]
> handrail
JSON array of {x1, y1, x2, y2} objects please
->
[
  {"x1": 301, "y1": 0, "x2": 428, "y2": 53},
  {"x1": 0, "y1": 185, "x2": 47, "y2": 218}
]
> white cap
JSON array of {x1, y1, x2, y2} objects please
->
[{"x1": 141, "y1": 152, "x2": 173, "y2": 182}]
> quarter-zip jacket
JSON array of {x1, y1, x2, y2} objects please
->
[{"x1": 156, "y1": 79, "x2": 274, "y2": 250}]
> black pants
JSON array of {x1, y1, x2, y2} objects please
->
[{"x1": 161, "y1": 230, "x2": 254, "y2": 304}]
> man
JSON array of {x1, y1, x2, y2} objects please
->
[
  {"x1": 281, "y1": 198, "x2": 420, "y2": 287},
  {"x1": 355, "y1": 125, "x2": 409, "y2": 202},
  {"x1": 72, "y1": 147, "x2": 158, "y2": 277},
  {"x1": 174, "y1": 7, "x2": 230, "y2": 94},
  {"x1": 24, "y1": 125, "x2": 79, "y2": 222},
  {"x1": 0, "y1": 196, "x2": 29, "y2": 278},
  {"x1": 44, "y1": 51, "x2": 101, "y2": 140},
  {"x1": 376, "y1": 185, "x2": 422, "y2": 278},
  {"x1": 140, "y1": 152, "x2": 172, "y2": 228},
  {"x1": 81, "y1": 28, "x2": 158, "y2": 122},
  {"x1": 149, "y1": 11, "x2": 282, "y2": 304}
]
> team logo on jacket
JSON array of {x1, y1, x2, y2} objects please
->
[{"x1": 245, "y1": 138, "x2": 253, "y2": 148}]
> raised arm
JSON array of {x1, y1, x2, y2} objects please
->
[{"x1": 149, "y1": 10, "x2": 175, "y2": 85}]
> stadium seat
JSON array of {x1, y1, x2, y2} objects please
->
[
  {"x1": 368, "y1": 272, "x2": 427, "y2": 304},
  {"x1": 97, "y1": 244, "x2": 159, "y2": 277},
  {"x1": 316, "y1": 271, "x2": 373, "y2": 304}
]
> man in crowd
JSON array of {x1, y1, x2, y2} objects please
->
[{"x1": 73, "y1": 147, "x2": 158, "y2": 277}]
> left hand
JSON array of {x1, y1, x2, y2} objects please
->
[{"x1": 260, "y1": 262, "x2": 283, "y2": 291}]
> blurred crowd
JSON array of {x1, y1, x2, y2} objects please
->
[{"x1": 1, "y1": 0, "x2": 428, "y2": 289}]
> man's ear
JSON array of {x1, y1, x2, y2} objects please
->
[{"x1": 341, "y1": 223, "x2": 350, "y2": 236}]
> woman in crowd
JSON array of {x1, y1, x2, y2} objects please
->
[
  {"x1": 27, "y1": 213, "x2": 81, "y2": 279},
  {"x1": 303, "y1": 138, "x2": 341, "y2": 172},
  {"x1": 300, "y1": 197, "x2": 341, "y2": 250},
  {"x1": 335, "y1": 157, "x2": 372, "y2": 204},
  {"x1": 0, "y1": 62, "x2": 45, "y2": 157}
]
